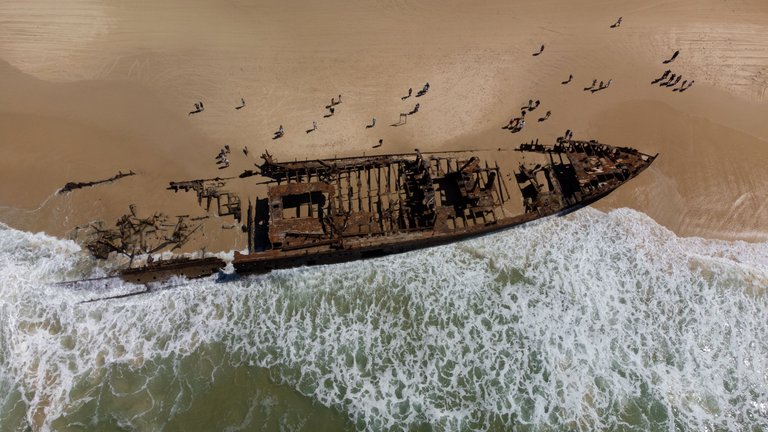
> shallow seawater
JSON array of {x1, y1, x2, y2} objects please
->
[{"x1": 0, "y1": 208, "x2": 767, "y2": 431}]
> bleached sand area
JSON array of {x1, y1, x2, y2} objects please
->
[{"x1": 0, "y1": 0, "x2": 766, "y2": 244}]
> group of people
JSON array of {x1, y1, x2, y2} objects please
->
[
  {"x1": 325, "y1": 94, "x2": 342, "y2": 114},
  {"x1": 396, "y1": 83, "x2": 429, "y2": 125},
  {"x1": 416, "y1": 82, "x2": 430, "y2": 97},
  {"x1": 583, "y1": 78, "x2": 613, "y2": 93},
  {"x1": 651, "y1": 51, "x2": 694, "y2": 92},
  {"x1": 561, "y1": 75, "x2": 612, "y2": 93},
  {"x1": 499, "y1": 20, "x2": 694, "y2": 145},
  {"x1": 505, "y1": 98, "x2": 552, "y2": 132},
  {"x1": 215, "y1": 145, "x2": 231, "y2": 169},
  {"x1": 651, "y1": 70, "x2": 694, "y2": 92},
  {"x1": 191, "y1": 82, "x2": 435, "y2": 151},
  {"x1": 189, "y1": 97, "x2": 248, "y2": 115}
]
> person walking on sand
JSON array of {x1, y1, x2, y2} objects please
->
[
  {"x1": 189, "y1": 103, "x2": 200, "y2": 116},
  {"x1": 402, "y1": 88, "x2": 412, "y2": 100},
  {"x1": 338, "y1": 94, "x2": 342, "y2": 104},
  {"x1": 651, "y1": 70, "x2": 671, "y2": 84},
  {"x1": 663, "y1": 50, "x2": 680, "y2": 64},
  {"x1": 313, "y1": 121, "x2": 317, "y2": 131}
]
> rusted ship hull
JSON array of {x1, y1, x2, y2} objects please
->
[
  {"x1": 233, "y1": 140, "x2": 656, "y2": 274},
  {"x1": 232, "y1": 185, "x2": 633, "y2": 274},
  {"x1": 119, "y1": 257, "x2": 226, "y2": 284},
  {"x1": 71, "y1": 139, "x2": 655, "y2": 285}
]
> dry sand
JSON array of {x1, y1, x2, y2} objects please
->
[{"x1": 1, "y1": 0, "x2": 766, "y2": 249}]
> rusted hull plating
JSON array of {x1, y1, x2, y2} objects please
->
[{"x1": 119, "y1": 257, "x2": 226, "y2": 284}]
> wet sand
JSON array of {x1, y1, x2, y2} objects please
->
[{"x1": 1, "y1": 0, "x2": 767, "y2": 246}]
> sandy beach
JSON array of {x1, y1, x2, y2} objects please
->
[{"x1": 1, "y1": 0, "x2": 767, "y2": 245}]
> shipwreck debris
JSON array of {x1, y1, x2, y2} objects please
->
[
  {"x1": 167, "y1": 177, "x2": 242, "y2": 222},
  {"x1": 75, "y1": 207, "x2": 202, "y2": 263},
  {"x1": 67, "y1": 140, "x2": 656, "y2": 285},
  {"x1": 58, "y1": 170, "x2": 136, "y2": 194}
]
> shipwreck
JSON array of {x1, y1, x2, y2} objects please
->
[{"x1": 74, "y1": 140, "x2": 656, "y2": 285}]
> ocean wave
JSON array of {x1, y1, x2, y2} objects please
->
[{"x1": 0, "y1": 209, "x2": 766, "y2": 431}]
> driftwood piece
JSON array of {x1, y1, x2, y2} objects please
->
[{"x1": 59, "y1": 171, "x2": 136, "y2": 194}]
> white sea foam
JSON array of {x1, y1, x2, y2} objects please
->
[{"x1": 0, "y1": 210, "x2": 767, "y2": 431}]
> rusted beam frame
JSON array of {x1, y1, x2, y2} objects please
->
[
  {"x1": 367, "y1": 166, "x2": 372, "y2": 213},
  {"x1": 357, "y1": 167, "x2": 363, "y2": 214}
]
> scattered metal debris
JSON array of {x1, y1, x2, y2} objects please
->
[
  {"x1": 167, "y1": 177, "x2": 241, "y2": 222},
  {"x1": 75, "y1": 206, "x2": 202, "y2": 263}
]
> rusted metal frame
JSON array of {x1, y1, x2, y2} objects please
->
[
  {"x1": 478, "y1": 166, "x2": 491, "y2": 224},
  {"x1": 367, "y1": 166, "x2": 372, "y2": 213},
  {"x1": 247, "y1": 201, "x2": 254, "y2": 253},
  {"x1": 356, "y1": 167, "x2": 363, "y2": 216},
  {"x1": 347, "y1": 171, "x2": 354, "y2": 214},
  {"x1": 375, "y1": 166, "x2": 385, "y2": 234},
  {"x1": 494, "y1": 161, "x2": 512, "y2": 204},
  {"x1": 461, "y1": 207, "x2": 469, "y2": 230},
  {"x1": 394, "y1": 162, "x2": 409, "y2": 230},
  {"x1": 308, "y1": 189, "x2": 314, "y2": 220},
  {"x1": 482, "y1": 161, "x2": 500, "y2": 222},
  {"x1": 280, "y1": 238, "x2": 337, "y2": 252}
]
